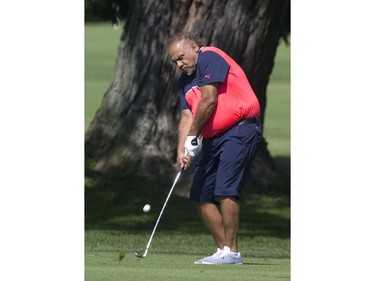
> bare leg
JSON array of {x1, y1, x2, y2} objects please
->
[
  {"x1": 195, "y1": 202, "x2": 225, "y2": 249},
  {"x1": 220, "y1": 196, "x2": 240, "y2": 252}
]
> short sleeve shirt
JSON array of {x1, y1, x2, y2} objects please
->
[{"x1": 178, "y1": 46, "x2": 260, "y2": 138}]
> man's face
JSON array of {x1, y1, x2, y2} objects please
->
[{"x1": 168, "y1": 40, "x2": 199, "y2": 76}]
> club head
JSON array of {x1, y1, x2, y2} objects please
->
[{"x1": 134, "y1": 251, "x2": 146, "y2": 258}]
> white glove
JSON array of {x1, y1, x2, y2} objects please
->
[{"x1": 185, "y1": 135, "x2": 200, "y2": 157}]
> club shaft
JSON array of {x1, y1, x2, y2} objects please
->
[{"x1": 143, "y1": 170, "x2": 182, "y2": 257}]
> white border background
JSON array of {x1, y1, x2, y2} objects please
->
[
  {"x1": 292, "y1": 1, "x2": 375, "y2": 280},
  {"x1": 1, "y1": 0, "x2": 375, "y2": 280},
  {"x1": 0, "y1": 1, "x2": 84, "y2": 280}
]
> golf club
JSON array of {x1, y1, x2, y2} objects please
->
[{"x1": 134, "y1": 169, "x2": 183, "y2": 258}]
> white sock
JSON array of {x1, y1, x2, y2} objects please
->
[{"x1": 223, "y1": 245, "x2": 240, "y2": 255}]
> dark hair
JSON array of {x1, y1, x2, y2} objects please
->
[{"x1": 168, "y1": 32, "x2": 203, "y2": 48}]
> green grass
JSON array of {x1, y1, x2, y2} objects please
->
[
  {"x1": 85, "y1": 251, "x2": 289, "y2": 281},
  {"x1": 263, "y1": 41, "x2": 290, "y2": 175},
  {"x1": 85, "y1": 177, "x2": 290, "y2": 280},
  {"x1": 85, "y1": 23, "x2": 290, "y2": 281},
  {"x1": 264, "y1": 42, "x2": 291, "y2": 160},
  {"x1": 85, "y1": 22, "x2": 121, "y2": 128}
]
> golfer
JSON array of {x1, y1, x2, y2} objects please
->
[{"x1": 168, "y1": 33, "x2": 262, "y2": 265}]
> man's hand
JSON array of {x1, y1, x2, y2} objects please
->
[
  {"x1": 177, "y1": 150, "x2": 191, "y2": 170},
  {"x1": 185, "y1": 135, "x2": 200, "y2": 157}
]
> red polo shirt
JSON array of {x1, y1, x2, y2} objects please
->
[{"x1": 178, "y1": 46, "x2": 260, "y2": 138}]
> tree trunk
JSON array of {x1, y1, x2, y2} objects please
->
[{"x1": 85, "y1": 0, "x2": 290, "y2": 194}]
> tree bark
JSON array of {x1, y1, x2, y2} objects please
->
[{"x1": 85, "y1": 0, "x2": 290, "y2": 194}]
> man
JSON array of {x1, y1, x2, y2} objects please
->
[{"x1": 168, "y1": 33, "x2": 262, "y2": 265}]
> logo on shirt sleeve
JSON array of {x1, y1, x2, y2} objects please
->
[{"x1": 204, "y1": 74, "x2": 211, "y2": 79}]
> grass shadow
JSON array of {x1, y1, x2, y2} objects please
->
[
  {"x1": 273, "y1": 156, "x2": 290, "y2": 177},
  {"x1": 85, "y1": 174, "x2": 290, "y2": 239}
]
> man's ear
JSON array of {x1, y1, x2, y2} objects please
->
[{"x1": 192, "y1": 43, "x2": 199, "y2": 53}]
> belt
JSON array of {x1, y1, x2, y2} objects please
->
[{"x1": 237, "y1": 117, "x2": 258, "y2": 126}]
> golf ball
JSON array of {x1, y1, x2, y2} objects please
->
[{"x1": 143, "y1": 204, "x2": 151, "y2": 213}]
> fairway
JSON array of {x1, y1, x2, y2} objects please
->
[
  {"x1": 85, "y1": 23, "x2": 121, "y2": 129},
  {"x1": 85, "y1": 177, "x2": 290, "y2": 280},
  {"x1": 86, "y1": 251, "x2": 289, "y2": 281},
  {"x1": 85, "y1": 23, "x2": 290, "y2": 281}
]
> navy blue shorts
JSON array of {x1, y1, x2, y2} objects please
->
[{"x1": 189, "y1": 120, "x2": 262, "y2": 203}]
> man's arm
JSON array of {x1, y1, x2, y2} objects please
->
[
  {"x1": 177, "y1": 109, "x2": 193, "y2": 169},
  {"x1": 188, "y1": 83, "x2": 218, "y2": 136}
]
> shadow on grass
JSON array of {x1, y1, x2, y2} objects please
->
[
  {"x1": 273, "y1": 156, "x2": 290, "y2": 177},
  {"x1": 85, "y1": 172, "x2": 290, "y2": 239}
]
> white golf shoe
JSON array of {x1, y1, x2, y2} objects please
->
[
  {"x1": 194, "y1": 248, "x2": 223, "y2": 264},
  {"x1": 194, "y1": 246, "x2": 243, "y2": 265}
]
